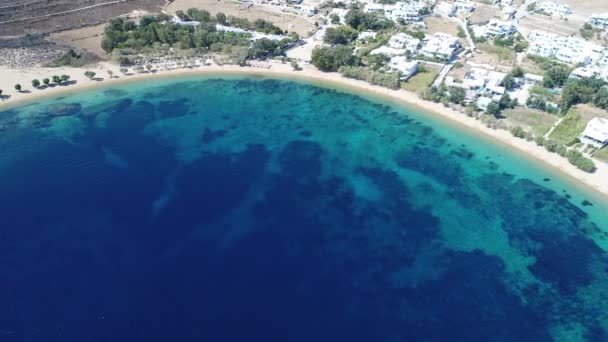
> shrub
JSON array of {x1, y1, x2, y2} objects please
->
[
  {"x1": 510, "y1": 126, "x2": 525, "y2": 138},
  {"x1": 534, "y1": 136, "x2": 545, "y2": 146},
  {"x1": 338, "y1": 65, "x2": 400, "y2": 89},
  {"x1": 566, "y1": 150, "x2": 596, "y2": 172}
]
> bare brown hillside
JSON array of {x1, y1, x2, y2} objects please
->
[{"x1": 0, "y1": 0, "x2": 165, "y2": 37}]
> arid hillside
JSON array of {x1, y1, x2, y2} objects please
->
[{"x1": 0, "y1": 0, "x2": 166, "y2": 37}]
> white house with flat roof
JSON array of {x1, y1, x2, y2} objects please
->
[
  {"x1": 364, "y1": 1, "x2": 428, "y2": 23},
  {"x1": 484, "y1": 19, "x2": 517, "y2": 37},
  {"x1": 527, "y1": 30, "x2": 604, "y2": 66},
  {"x1": 463, "y1": 68, "x2": 507, "y2": 95},
  {"x1": 454, "y1": 1, "x2": 475, "y2": 13},
  {"x1": 436, "y1": 2, "x2": 456, "y2": 16},
  {"x1": 588, "y1": 13, "x2": 608, "y2": 30},
  {"x1": 388, "y1": 57, "x2": 419, "y2": 80},
  {"x1": 388, "y1": 33, "x2": 421, "y2": 52},
  {"x1": 538, "y1": 1, "x2": 572, "y2": 17},
  {"x1": 477, "y1": 97, "x2": 493, "y2": 111},
  {"x1": 370, "y1": 32, "x2": 420, "y2": 57},
  {"x1": 580, "y1": 118, "x2": 608, "y2": 147},
  {"x1": 420, "y1": 32, "x2": 461, "y2": 61}
]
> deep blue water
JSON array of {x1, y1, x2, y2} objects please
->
[{"x1": 1, "y1": 77, "x2": 608, "y2": 341}]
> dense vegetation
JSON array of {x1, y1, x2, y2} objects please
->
[
  {"x1": 311, "y1": 45, "x2": 359, "y2": 71},
  {"x1": 338, "y1": 66, "x2": 400, "y2": 89},
  {"x1": 324, "y1": 26, "x2": 359, "y2": 45},
  {"x1": 344, "y1": 9, "x2": 394, "y2": 31},
  {"x1": 560, "y1": 78, "x2": 607, "y2": 113},
  {"x1": 101, "y1": 10, "x2": 296, "y2": 64}
]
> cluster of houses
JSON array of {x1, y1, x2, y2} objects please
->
[
  {"x1": 370, "y1": 31, "x2": 461, "y2": 62},
  {"x1": 364, "y1": 0, "x2": 432, "y2": 23},
  {"x1": 371, "y1": 32, "x2": 421, "y2": 57},
  {"x1": 527, "y1": 30, "x2": 608, "y2": 66},
  {"x1": 170, "y1": 15, "x2": 290, "y2": 42},
  {"x1": 470, "y1": 18, "x2": 517, "y2": 38},
  {"x1": 366, "y1": 31, "x2": 461, "y2": 80},
  {"x1": 587, "y1": 13, "x2": 608, "y2": 31},
  {"x1": 536, "y1": 1, "x2": 572, "y2": 17},
  {"x1": 435, "y1": 1, "x2": 475, "y2": 16},
  {"x1": 445, "y1": 67, "x2": 509, "y2": 109},
  {"x1": 419, "y1": 32, "x2": 462, "y2": 61}
]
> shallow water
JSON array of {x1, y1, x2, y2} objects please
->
[{"x1": 1, "y1": 77, "x2": 608, "y2": 341}]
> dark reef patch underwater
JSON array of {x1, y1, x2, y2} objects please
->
[{"x1": 1, "y1": 77, "x2": 608, "y2": 341}]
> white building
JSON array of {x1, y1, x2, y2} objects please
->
[
  {"x1": 484, "y1": 19, "x2": 517, "y2": 37},
  {"x1": 588, "y1": 13, "x2": 608, "y2": 30},
  {"x1": 388, "y1": 57, "x2": 419, "y2": 80},
  {"x1": 454, "y1": 1, "x2": 475, "y2": 13},
  {"x1": 388, "y1": 33, "x2": 421, "y2": 52},
  {"x1": 579, "y1": 118, "x2": 608, "y2": 147},
  {"x1": 170, "y1": 16, "x2": 200, "y2": 27},
  {"x1": 371, "y1": 46, "x2": 405, "y2": 57},
  {"x1": 527, "y1": 30, "x2": 605, "y2": 65},
  {"x1": 420, "y1": 32, "x2": 461, "y2": 61},
  {"x1": 364, "y1": 1, "x2": 427, "y2": 23},
  {"x1": 538, "y1": 1, "x2": 572, "y2": 17},
  {"x1": 477, "y1": 97, "x2": 493, "y2": 111},
  {"x1": 216, "y1": 25, "x2": 287, "y2": 41},
  {"x1": 436, "y1": 2, "x2": 456, "y2": 16},
  {"x1": 371, "y1": 32, "x2": 420, "y2": 57},
  {"x1": 463, "y1": 68, "x2": 507, "y2": 95},
  {"x1": 357, "y1": 31, "x2": 377, "y2": 41},
  {"x1": 295, "y1": 4, "x2": 316, "y2": 16},
  {"x1": 502, "y1": 6, "x2": 517, "y2": 20},
  {"x1": 463, "y1": 68, "x2": 488, "y2": 89}
]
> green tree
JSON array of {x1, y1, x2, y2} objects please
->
[
  {"x1": 410, "y1": 31, "x2": 425, "y2": 40},
  {"x1": 534, "y1": 136, "x2": 545, "y2": 146},
  {"x1": 513, "y1": 40, "x2": 528, "y2": 52},
  {"x1": 84, "y1": 71, "x2": 96, "y2": 79},
  {"x1": 43, "y1": 78, "x2": 50, "y2": 86},
  {"x1": 510, "y1": 126, "x2": 525, "y2": 138},
  {"x1": 32, "y1": 79, "x2": 41, "y2": 88},
  {"x1": 566, "y1": 150, "x2": 596, "y2": 172},
  {"x1": 561, "y1": 77, "x2": 605, "y2": 113},
  {"x1": 330, "y1": 13, "x2": 340, "y2": 24},
  {"x1": 187, "y1": 8, "x2": 211, "y2": 22},
  {"x1": 248, "y1": 38, "x2": 279, "y2": 58},
  {"x1": 593, "y1": 86, "x2": 608, "y2": 109},
  {"x1": 510, "y1": 66, "x2": 525, "y2": 78},
  {"x1": 502, "y1": 74, "x2": 517, "y2": 90},
  {"x1": 367, "y1": 53, "x2": 389, "y2": 70},
  {"x1": 486, "y1": 101, "x2": 501, "y2": 117},
  {"x1": 311, "y1": 45, "x2": 359, "y2": 71},
  {"x1": 290, "y1": 60, "x2": 300, "y2": 71},
  {"x1": 60, "y1": 75, "x2": 70, "y2": 82},
  {"x1": 542, "y1": 66, "x2": 570, "y2": 88},
  {"x1": 216, "y1": 12, "x2": 227, "y2": 25},
  {"x1": 448, "y1": 87, "x2": 465, "y2": 104},
  {"x1": 344, "y1": 9, "x2": 392, "y2": 31},
  {"x1": 324, "y1": 25, "x2": 359, "y2": 45},
  {"x1": 499, "y1": 92, "x2": 514, "y2": 109},
  {"x1": 52, "y1": 75, "x2": 61, "y2": 84},
  {"x1": 14, "y1": 84, "x2": 22, "y2": 92}
]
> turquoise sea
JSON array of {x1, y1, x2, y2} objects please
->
[{"x1": 1, "y1": 76, "x2": 608, "y2": 341}]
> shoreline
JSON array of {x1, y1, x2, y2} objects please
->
[{"x1": 2, "y1": 61, "x2": 608, "y2": 200}]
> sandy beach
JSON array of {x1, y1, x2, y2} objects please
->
[{"x1": 1, "y1": 61, "x2": 608, "y2": 199}]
